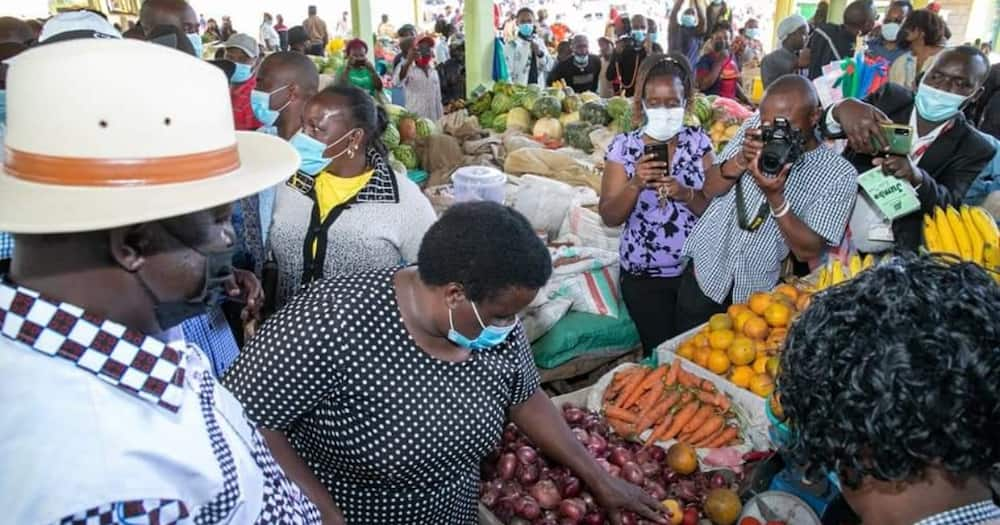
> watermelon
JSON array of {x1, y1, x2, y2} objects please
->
[
  {"x1": 385, "y1": 104, "x2": 407, "y2": 125},
  {"x1": 392, "y1": 144, "x2": 419, "y2": 170},
  {"x1": 562, "y1": 95, "x2": 582, "y2": 114},
  {"x1": 490, "y1": 92, "x2": 514, "y2": 113},
  {"x1": 565, "y1": 122, "x2": 597, "y2": 153},
  {"x1": 544, "y1": 87, "x2": 566, "y2": 101},
  {"x1": 520, "y1": 91, "x2": 541, "y2": 112},
  {"x1": 606, "y1": 96, "x2": 631, "y2": 120},
  {"x1": 493, "y1": 113, "x2": 508, "y2": 133},
  {"x1": 507, "y1": 107, "x2": 533, "y2": 131},
  {"x1": 532, "y1": 96, "x2": 563, "y2": 119},
  {"x1": 479, "y1": 111, "x2": 496, "y2": 129},
  {"x1": 580, "y1": 101, "x2": 611, "y2": 126},
  {"x1": 533, "y1": 117, "x2": 563, "y2": 141},
  {"x1": 382, "y1": 122, "x2": 400, "y2": 149},
  {"x1": 416, "y1": 118, "x2": 436, "y2": 138}
]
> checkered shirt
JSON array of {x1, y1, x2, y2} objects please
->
[
  {"x1": 181, "y1": 308, "x2": 240, "y2": 379},
  {"x1": 57, "y1": 499, "x2": 189, "y2": 525},
  {"x1": 682, "y1": 113, "x2": 859, "y2": 303},
  {"x1": 915, "y1": 501, "x2": 1000, "y2": 525},
  {"x1": 0, "y1": 232, "x2": 12, "y2": 260}
]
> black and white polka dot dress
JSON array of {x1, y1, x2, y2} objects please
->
[{"x1": 224, "y1": 268, "x2": 541, "y2": 525}]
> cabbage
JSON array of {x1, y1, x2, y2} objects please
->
[
  {"x1": 532, "y1": 96, "x2": 563, "y2": 119},
  {"x1": 391, "y1": 144, "x2": 419, "y2": 170},
  {"x1": 533, "y1": 117, "x2": 563, "y2": 140},
  {"x1": 479, "y1": 111, "x2": 496, "y2": 129},
  {"x1": 382, "y1": 122, "x2": 400, "y2": 149},
  {"x1": 580, "y1": 101, "x2": 611, "y2": 126},
  {"x1": 491, "y1": 92, "x2": 514, "y2": 114},
  {"x1": 470, "y1": 92, "x2": 493, "y2": 115},
  {"x1": 507, "y1": 107, "x2": 534, "y2": 131},
  {"x1": 493, "y1": 113, "x2": 508, "y2": 132},
  {"x1": 416, "y1": 118, "x2": 436, "y2": 138},
  {"x1": 606, "y1": 96, "x2": 631, "y2": 120},
  {"x1": 520, "y1": 92, "x2": 541, "y2": 112}
]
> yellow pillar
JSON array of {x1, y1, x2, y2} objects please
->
[
  {"x1": 772, "y1": 0, "x2": 796, "y2": 50},
  {"x1": 827, "y1": 0, "x2": 847, "y2": 24},
  {"x1": 912, "y1": 0, "x2": 928, "y2": 8},
  {"x1": 350, "y1": 0, "x2": 374, "y2": 59},
  {"x1": 413, "y1": 0, "x2": 422, "y2": 31},
  {"x1": 465, "y1": 0, "x2": 494, "y2": 98}
]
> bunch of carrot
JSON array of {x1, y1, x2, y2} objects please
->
[{"x1": 601, "y1": 359, "x2": 742, "y2": 449}]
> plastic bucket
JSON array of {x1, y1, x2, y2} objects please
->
[{"x1": 451, "y1": 166, "x2": 507, "y2": 204}]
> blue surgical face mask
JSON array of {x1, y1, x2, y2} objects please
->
[
  {"x1": 290, "y1": 128, "x2": 358, "y2": 175},
  {"x1": 745, "y1": 28, "x2": 760, "y2": 40},
  {"x1": 648, "y1": 32, "x2": 658, "y2": 43},
  {"x1": 447, "y1": 302, "x2": 517, "y2": 351},
  {"x1": 573, "y1": 54, "x2": 589, "y2": 66},
  {"x1": 187, "y1": 32, "x2": 204, "y2": 58},
  {"x1": 518, "y1": 23, "x2": 534, "y2": 38},
  {"x1": 231, "y1": 62, "x2": 253, "y2": 84},
  {"x1": 632, "y1": 30, "x2": 646, "y2": 42},
  {"x1": 881, "y1": 22, "x2": 901, "y2": 42},
  {"x1": 0, "y1": 89, "x2": 6, "y2": 124},
  {"x1": 681, "y1": 14, "x2": 698, "y2": 28},
  {"x1": 915, "y1": 81, "x2": 969, "y2": 122},
  {"x1": 250, "y1": 84, "x2": 290, "y2": 126}
]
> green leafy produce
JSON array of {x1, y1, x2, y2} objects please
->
[
  {"x1": 544, "y1": 87, "x2": 566, "y2": 101},
  {"x1": 580, "y1": 101, "x2": 611, "y2": 126},
  {"x1": 562, "y1": 95, "x2": 582, "y2": 114},
  {"x1": 382, "y1": 122, "x2": 400, "y2": 149},
  {"x1": 606, "y1": 96, "x2": 631, "y2": 119},
  {"x1": 526, "y1": 84, "x2": 543, "y2": 96},
  {"x1": 491, "y1": 92, "x2": 514, "y2": 114},
  {"x1": 520, "y1": 92, "x2": 541, "y2": 112},
  {"x1": 564, "y1": 122, "x2": 597, "y2": 152},
  {"x1": 479, "y1": 111, "x2": 496, "y2": 128},
  {"x1": 506, "y1": 107, "x2": 534, "y2": 131},
  {"x1": 493, "y1": 81, "x2": 516, "y2": 97},
  {"x1": 392, "y1": 144, "x2": 419, "y2": 170},
  {"x1": 385, "y1": 104, "x2": 408, "y2": 125},
  {"x1": 416, "y1": 118, "x2": 436, "y2": 138},
  {"x1": 493, "y1": 113, "x2": 509, "y2": 132},
  {"x1": 692, "y1": 95, "x2": 714, "y2": 128},
  {"x1": 470, "y1": 92, "x2": 493, "y2": 116},
  {"x1": 533, "y1": 117, "x2": 563, "y2": 140},
  {"x1": 532, "y1": 96, "x2": 563, "y2": 119}
]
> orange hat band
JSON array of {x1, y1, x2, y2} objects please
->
[{"x1": 4, "y1": 145, "x2": 241, "y2": 186}]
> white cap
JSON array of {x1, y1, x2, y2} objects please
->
[
  {"x1": 777, "y1": 14, "x2": 808, "y2": 42},
  {"x1": 38, "y1": 11, "x2": 121, "y2": 44},
  {"x1": 223, "y1": 33, "x2": 259, "y2": 58}
]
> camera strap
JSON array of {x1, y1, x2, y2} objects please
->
[{"x1": 735, "y1": 177, "x2": 769, "y2": 232}]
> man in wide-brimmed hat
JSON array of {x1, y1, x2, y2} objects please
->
[{"x1": 0, "y1": 38, "x2": 342, "y2": 524}]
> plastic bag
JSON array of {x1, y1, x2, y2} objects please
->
[{"x1": 512, "y1": 175, "x2": 576, "y2": 238}]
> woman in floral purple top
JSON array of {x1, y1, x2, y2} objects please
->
[{"x1": 599, "y1": 53, "x2": 716, "y2": 355}]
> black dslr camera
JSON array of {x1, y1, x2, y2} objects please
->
[{"x1": 758, "y1": 118, "x2": 805, "y2": 176}]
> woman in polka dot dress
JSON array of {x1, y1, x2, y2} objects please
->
[{"x1": 225, "y1": 203, "x2": 668, "y2": 525}]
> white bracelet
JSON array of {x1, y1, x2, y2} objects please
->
[{"x1": 771, "y1": 200, "x2": 791, "y2": 218}]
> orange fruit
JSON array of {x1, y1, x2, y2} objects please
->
[
  {"x1": 748, "y1": 292, "x2": 773, "y2": 316},
  {"x1": 677, "y1": 341, "x2": 696, "y2": 360},
  {"x1": 708, "y1": 313, "x2": 733, "y2": 332},
  {"x1": 729, "y1": 365, "x2": 755, "y2": 388},
  {"x1": 773, "y1": 283, "x2": 800, "y2": 303},
  {"x1": 661, "y1": 499, "x2": 684, "y2": 525},
  {"x1": 694, "y1": 347, "x2": 712, "y2": 368},
  {"x1": 709, "y1": 329, "x2": 735, "y2": 351},
  {"x1": 707, "y1": 349, "x2": 731, "y2": 375},
  {"x1": 727, "y1": 336, "x2": 756, "y2": 366},
  {"x1": 666, "y1": 442, "x2": 698, "y2": 475},
  {"x1": 727, "y1": 304, "x2": 749, "y2": 319},
  {"x1": 750, "y1": 373, "x2": 776, "y2": 397},
  {"x1": 743, "y1": 316, "x2": 770, "y2": 340},
  {"x1": 752, "y1": 354, "x2": 768, "y2": 375},
  {"x1": 796, "y1": 292, "x2": 813, "y2": 312},
  {"x1": 704, "y1": 489, "x2": 742, "y2": 525},
  {"x1": 733, "y1": 310, "x2": 756, "y2": 333},
  {"x1": 692, "y1": 333, "x2": 710, "y2": 348},
  {"x1": 764, "y1": 302, "x2": 792, "y2": 328}
]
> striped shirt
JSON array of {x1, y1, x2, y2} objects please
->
[{"x1": 683, "y1": 113, "x2": 858, "y2": 303}]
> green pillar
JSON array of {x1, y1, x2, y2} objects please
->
[
  {"x1": 465, "y1": 0, "x2": 494, "y2": 98},
  {"x1": 351, "y1": 0, "x2": 374, "y2": 60},
  {"x1": 827, "y1": 0, "x2": 847, "y2": 24}
]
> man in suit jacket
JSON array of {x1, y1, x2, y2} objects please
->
[{"x1": 821, "y1": 46, "x2": 995, "y2": 252}]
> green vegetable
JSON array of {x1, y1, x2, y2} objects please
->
[
  {"x1": 526, "y1": 84, "x2": 543, "y2": 96},
  {"x1": 532, "y1": 96, "x2": 563, "y2": 119},
  {"x1": 520, "y1": 92, "x2": 541, "y2": 112},
  {"x1": 507, "y1": 107, "x2": 534, "y2": 131},
  {"x1": 606, "y1": 96, "x2": 631, "y2": 119},
  {"x1": 479, "y1": 110, "x2": 496, "y2": 128},
  {"x1": 391, "y1": 144, "x2": 419, "y2": 170},
  {"x1": 565, "y1": 122, "x2": 597, "y2": 153},
  {"x1": 385, "y1": 104, "x2": 407, "y2": 125},
  {"x1": 470, "y1": 92, "x2": 493, "y2": 116},
  {"x1": 562, "y1": 95, "x2": 582, "y2": 114},
  {"x1": 382, "y1": 122, "x2": 400, "y2": 149},
  {"x1": 493, "y1": 113, "x2": 509, "y2": 132},
  {"x1": 416, "y1": 118, "x2": 436, "y2": 138},
  {"x1": 579, "y1": 101, "x2": 611, "y2": 126},
  {"x1": 491, "y1": 92, "x2": 514, "y2": 114},
  {"x1": 544, "y1": 87, "x2": 566, "y2": 101}
]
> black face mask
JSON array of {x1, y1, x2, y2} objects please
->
[
  {"x1": 714, "y1": 41, "x2": 726, "y2": 53},
  {"x1": 138, "y1": 230, "x2": 235, "y2": 331}
]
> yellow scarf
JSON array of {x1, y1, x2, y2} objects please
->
[{"x1": 311, "y1": 169, "x2": 373, "y2": 255}]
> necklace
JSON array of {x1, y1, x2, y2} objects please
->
[{"x1": 615, "y1": 54, "x2": 641, "y2": 94}]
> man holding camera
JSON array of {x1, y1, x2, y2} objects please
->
[
  {"x1": 823, "y1": 46, "x2": 995, "y2": 252},
  {"x1": 676, "y1": 75, "x2": 858, "y2": 331}
]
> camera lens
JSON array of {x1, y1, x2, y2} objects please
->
[{"x1": 759, "y1": 142, "x2": 791, "y2": 175}]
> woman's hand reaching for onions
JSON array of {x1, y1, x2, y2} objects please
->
[{"x1": 590, "y1": 473, "x2": 669, "y2": 524}]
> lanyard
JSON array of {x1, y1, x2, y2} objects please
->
[{"x1": 735, "y1": 177, "x2": 769, "y2": 232}]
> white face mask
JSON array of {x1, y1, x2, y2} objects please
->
[
  {"x1": 643, "y1": 105, "x2": 686, "y2": 141},
  {"x1": 881, "y1": 22, "x2": 901, "y2": 42}
]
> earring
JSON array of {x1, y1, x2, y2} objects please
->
[{"x1": 348, "y1": 146, "x2": 356, "y2": 159}]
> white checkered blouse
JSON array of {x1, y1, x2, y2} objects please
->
[{"x1": 682, "y1": 113, "x2": 859, "y2": 303}]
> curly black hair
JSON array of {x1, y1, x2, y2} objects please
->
[
  {"x1": 417, "y1": 201, "x2": 552, "y2": 303},
  {"x1": 898, "y1": 9, "x2": 950, "y2": 47},
  {"x1": 779, "y1": 254, "x2": 1000, "y2": 494}
]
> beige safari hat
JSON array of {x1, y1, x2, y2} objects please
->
[{"x1": 0, "y1": 38, "x2": 298, "y2": 234}]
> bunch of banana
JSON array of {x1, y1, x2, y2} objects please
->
[
  {"x1": 814, "y1": 253, "x2": 876, "y2": 290},
  {"x1": 923, "y1": 205, "x2": 1000, "y2": 270}
]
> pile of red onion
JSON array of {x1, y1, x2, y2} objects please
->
[{"x1": 480, "y1": 405, "x2": 742, "y2": 525}]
